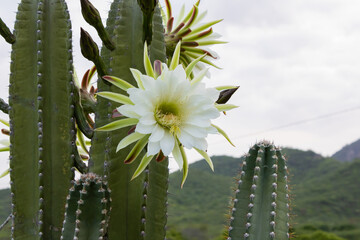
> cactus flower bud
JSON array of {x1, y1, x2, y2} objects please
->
[
  {"x1": 80, "y1": 0, "x2": 115, "y2": 51},
  {"x1": 0, "y1": 18, "x2": 15, "y2": 44},
  {"x1": 80, "y1": 28, "x2": 99, "y2": 62},
  {"x1": 80, "y1": 28, "x2": 108, "y2": 79},
  {"x1": 216, "y1": 86, "x2": 239, "y2": 104}
]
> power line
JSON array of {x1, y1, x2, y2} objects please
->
[{"x1": 226, "y1": 105, "x2": 360, "y2": 141}]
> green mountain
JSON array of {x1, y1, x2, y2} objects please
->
[
  {"x1": 0, "y1": 147, "x2": 359, "y2": 239},
  {"x1": 332, "y1": 139, "x2": 360, "y2": 162},
  {"x1": 168, "y1": 149, "x2": 360, "y2": 240}
]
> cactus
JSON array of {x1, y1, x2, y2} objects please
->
[
  {"x1": 9, "y1": 0, "x2": 75, "y2": 238},
  {"x1": 61, "y1": 173, "x2": 111, "y2": 240},
  {"x1": 1, "y1": 0, "x2": 242, "y2": 239},
  {"x1": 227, "y1": 141, "x2": 290, "y2": 240}
]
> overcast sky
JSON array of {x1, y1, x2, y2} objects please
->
[{"x1": 0, "y1": 0, "x2": 359, "y2": 188}]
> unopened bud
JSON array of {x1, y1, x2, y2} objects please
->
[
  {"x1": 80, "y1": 0, "x2": 101, "y2": 27},
  {"x1": 80, "y1": 0, "x2": 115, "y2": 50},
  {"x1": 80, "y1": 28, "x2": 99, "y2": 62},
  {"x1": 0, "y1": 18, "x2": 15, "y2": 44},
  {"x1": 216, "y1": 86, "x2": 239, "y2": 104}
]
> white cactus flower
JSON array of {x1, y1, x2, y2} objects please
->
[{"x1": 96, "y1": 42, "x2": 237, "y2": 187}]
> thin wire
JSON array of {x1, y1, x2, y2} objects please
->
[{"x1": 218, "y1": 105, "x2": 360, "y2": 142}]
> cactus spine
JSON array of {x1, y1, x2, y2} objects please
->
[{"x1": 227, "y1": 141, "x2": 290, "y2": 240}]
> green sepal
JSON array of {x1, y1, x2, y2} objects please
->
[
  {"x1": 185, "y1": 53, "x2": 207, "y2": 78},
  {"x1": 169, "y1": 41, "x2": 182, "y2": 70},
  {"x1": 125, "y1": 135, "x2": 150, "y2": 164},
  {"x1": 116, "y1": 132, "x2": 145, "y2": 152},
  {"x1": 212, "y1": 124, "x2": 235, "y2": 147},
  {"x1": 194, "y1": 148, "x2": 214, "y2": 171},
  {"x1": 179, "y1": 144, "x2": 188, "y2": 188},
  {"x1": 144, "y1": 42, "x2": 155, "y2": 77},
  {"x1": 102, "y1": 75, "x2": 135, "y2": 91},
  {"x1": 95, "y1": 118, "x2": 139, "y2": 132},
  {"x1": 215, "y1": 104, "x2": 238, "y2": 112},
  {"x1": 131, "y1": 154, "x2": 154, "y2": 180},
  {"x1": 96, "y1": 91, "x2": 133, "y2": 105}
]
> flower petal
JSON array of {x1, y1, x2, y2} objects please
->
[
  {"x1": 149, "y1": 124, "x2": 165, "y2": 142},
  {"x1": 135, "y1": 122, "x2": 155, "y2": 134},
  {"x1": 147, "y1": 141, "x2": 161, "y2": 156},
  {"x1": 160, "y1": 131, "x2": 175, "y2": 156}
]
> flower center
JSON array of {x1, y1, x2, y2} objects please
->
[{"x1": 155, "y1": 102, "x2": 182, "y2": 135}]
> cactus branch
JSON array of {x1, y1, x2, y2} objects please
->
[
  {"x1": 227, "y1": 141, "x2": 290, "y2": 240},
  {"x1": 0, "y1": 18, "x2": 15, "y2": 44},
  {"x1": 0, "y1": 98, "x2": 9, "y2": 114}
]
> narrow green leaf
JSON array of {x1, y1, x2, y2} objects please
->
[
  {"x1": 0, "y1": 119, "x2": 9, "y2": 127},
  {"x1": 0, "y1": 169, "x2": 9, "y2": 178},
  {"x1": 179, "y1": 145, "x2": 188, "y2": 188},
  {"x1": 190, "y1": 68, "x2": 208, "y2": 85},
  {"x1": 190, "y1": 19, "x2": 223, "y2": 35},
  {"x1": 197, "y1": 40, "x2": 228, "y2": 46},
  {"x1": 215, "y1": 104, "x2": 238, "y2": 112},
  {"x1": 125, "y1": 135, "x2": 150, "y2": 164},
  {"x1": 185, "y1": 53, "x2": 207, "y2": 78},
  {"x1": 216, "y1": 85, "x2": 239, "y2": 91},
  {"x1": 102, "y1": 75, "x2": 134, "y2": 91},
  {"x1": 96, "y1": 91, "x2": 133, "y2": 105},
  {"x1": 144, "y1": 42, "x2": 155, "y2": 77},
  {"x1": 212, "y1": 124, "x2": 235, "y2": 147},
  {"x1": 77, "y1": 127, "x2": 89, "y2": 154},
  {"x1": 96, "y1": 118, "x2": 138, "y2": 132},
  {"x1": 0, "y1": 146, "x2": 10, "y2": 152},
  {"x1": 194, "y1": 148, "x2": 214, "y2": 171},
  {"x1": 172, "y1": 139, "x2": 183, "y2": 170},
  {"x1": 169, "y1": 41, "x2": 182, "y2": 70},
  {"x1": 116, "y1": 132, "x2": 145, "y2": 152},
  {"x1": 130, "y1": 68, "x2": 145, "y2": 89},
  {"x1": 185, "y1": 51, "x2": 221, "y2": 69},
  {"x1": 131, "y1": 154, "x2": 154, "y2": 180}
]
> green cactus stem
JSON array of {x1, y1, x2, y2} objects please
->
[
  {"x1": 61, "y1": 173, "x2": 111, "y2": 240},
  {"x1": 0, "y1": 17, "x2": 15, "y2": 44},
  {"x1": 80, "y1": 0, "x2": 115, "y2": 51},
  {"x1": 9, "y1": 0, "x2": 75, "y2": 238},
  {"x1": 137, "y1": 0, "x2": 157, "y2": 44},
  {"x1": 0, "y1": 98, "x2": 9, "y2": 114},
  {"x1": 90, "y1": 1, "x2": 168, "y2": 239},
  {"x1": 227, "y1": 141, "x2": 290, "y2": 240},
  {"x1": 74, "y1": 86, "x2": 94, "y2": 139}
]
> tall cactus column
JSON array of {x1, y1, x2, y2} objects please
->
[
  {"x1": 227, "y1": 141, "x2": 290, "y2": 240},
  {"x1": 89, "y1": 0, "x2": 168, "y2": 239},
  {"x1": 9, "y1": 0, "x2": 75, "y2": 238}
]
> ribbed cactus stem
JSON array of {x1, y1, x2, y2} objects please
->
[
  {"x1": 10, "y1": 0, "x2": 75, "y2": 238},
  {"x1": 228, "y1": 141, "x2": 290, "y2": 240},
  {"x1": 61, "y1": 173, "x2": 111, "y2": 240}
]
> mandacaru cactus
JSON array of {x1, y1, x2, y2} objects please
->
[
  {"x1": 0, "y1": 0, "x2": 244, "y2": 239},
  {"x1": 227, "y1": 141, "x2": 290, "y2": 240}
]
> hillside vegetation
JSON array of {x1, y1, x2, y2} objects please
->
[{"x1": 168, "y1": 149, "x2": 360, "y2": 240}]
